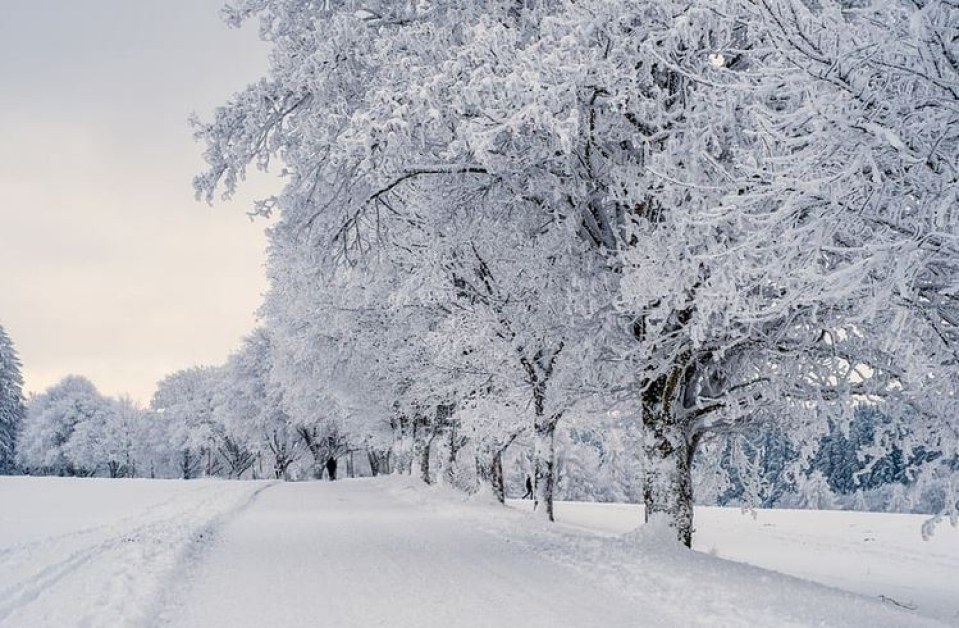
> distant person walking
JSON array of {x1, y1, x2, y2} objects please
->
[{"x1": 522, "y1": 476, "x2": 533, "y2": 499}]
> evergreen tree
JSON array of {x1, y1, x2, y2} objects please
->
[{"x1": 0, "y1": 324, "x2": 26, "y2": 474}]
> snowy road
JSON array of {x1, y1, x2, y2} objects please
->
[{"x1": 159, "y1": 480, "x2": 643, "y2": 627}]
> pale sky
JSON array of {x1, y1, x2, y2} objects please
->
[{"x1": 0, "y1": 1, "x2": 279, "y2": 403}]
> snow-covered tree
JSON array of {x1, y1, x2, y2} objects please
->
[
  {"x1": 219, "y1": 328, "x2": 300, "y2": 479},
  {"x1": 0, "y1": 324, "x2": 25, "y2": 474},
  {"x1": 193, "y1": 0, "x2": 959, "y2": 543},
  {"x1": 61, "y1": 395, "x2": 149, "y2": 478},
  {"x1": 17, "y1": 376, "x2": 112, "y2": 476},
  {"x1": 151, "y1": 366, "x2": 229, "y2": 479},
  {"x1": 129, "y1": 406, "x2": 178, "y2": 479},
  {"x1": 748, "y1": 0, "x2": 959, "y2": 529}
]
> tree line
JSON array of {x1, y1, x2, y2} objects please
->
[
  {"x1": 3, "y1": 0, "x2": 958, "y2": 547},
  {"x1": 194, "y1": 0, "x2": 959, "y2": 545}
]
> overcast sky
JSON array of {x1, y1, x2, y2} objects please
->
[{"x1": 0, "y1": 1, "x2": 279, "y2": 403}]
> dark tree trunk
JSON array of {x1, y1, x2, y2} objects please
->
[
  {"x1": 641, "y1": 360, "x2": 698, "y2": 547},
  {"x1": 367, "y1": 448, "x2": 381, "y2": 476},
  {"x1": 180, "y1": 449, "x2": 198, "y2": 480},
  {"x1": 325, "y1": 456, "x2": 338, "y2": 481},
  {"x1": 271, "y1": 437, "x2": 294, "y2": 481},
  {"x1": 474, "y1": 443, "x2": 508, "y2": 504},
  {"x1": 445, "y1": 425, "x2": 463, "y2": 486},
  {"x1": 521, "y1": 343, "x2": 564, "y2": 522},
  {"x1": 533, "y1": 418, "x2": 559, "y2": 521},
  {"x1": 298, "y1": 427, "x2": 326, "y2": 479},
  {"x1": 415, "y1": 435, "x2": 433, "y2": 484},
  {"x1": 642, "y1": 412, "x2": 694, "y2": 547},
  {"x1": 489, "y1": 448, "x2": 506, "y2": 504}
]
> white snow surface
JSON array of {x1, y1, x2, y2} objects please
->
[
  {"x1": 1, "y1": 476, "x2": 956, "y2": 627},
  {"x1": 0, "y1": 477, "x2": 272, "y2": 627},
  {"x1": 509, "y1": 500, "x2": 959, "y2": 624}
]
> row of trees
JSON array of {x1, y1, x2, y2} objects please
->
[
  {"x1": 5, "y1": 0, "x2": 957, "y2": 547},
  {"x1": 3, "y1": 316, "x2": 945, "y2": 515},
  {"x1": 10, "y1": 349, "x2": 940, "y2": 518},
  {"x1": 186, "y1": 0, "x2": 959, "y2": 545},
  {"x1": 11, "y1": 336, "x2": 345, "y2": 482}
]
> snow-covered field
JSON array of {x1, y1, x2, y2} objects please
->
[
  {"x1": 0, "y1": 477, "x2": 272, "y2": 627},
  {"x1": 508, "y1": 499, "x2": 959, "y2": 625},
  {"x1": 1, "y1": 476, "x2": 956, "y2": 627}
]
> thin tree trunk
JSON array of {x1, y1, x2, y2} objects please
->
[
  {"x1": 272, "y1": 440, "x2": 293, "y2": 481},
  {"x1": 445, "y1": 427, "x2": 459, "y2": 486},
  {"x1": 473, "y1": 446, "x2": 505, "y2": 503},
  {"x1": 181, "y1": 449, "x2": 196, "y2": 480},
  {"x1": 533, "y1": 418, "x2": 558, "y2": 521},
  {"x1": 520, "y1": 344, "x2": 564, "y2": 522},
  {"x1": 298, "y1": 428, "x2": 326, "y2": 479},
  {"x1": 393, "y1": 437, "x2": 414, "y2": 475},
  {"x1": 419, "y1": 443, "x2": 430, "y2": 483},
  {"x1": 415, "y1": 432, "x2": 435, "y2": 484},
  {"x1": 489, "y1": 448, "x2": 506, "y2": 504},
  {"x1": 367, "y1": 448, "x2": 380, "y2": 476}
]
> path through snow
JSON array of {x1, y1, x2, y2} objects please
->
[
  {"x1": 158, "y1": 479, "x2": 642, "y2": 627},
  {"x1": 2, "y1": 477, "x2": 949, "y2": 627},
  {"x1": 158, "y1": 478, "x2": 945, "y2": 628}
]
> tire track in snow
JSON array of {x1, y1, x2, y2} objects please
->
[
  {"x1": 0, "y1": 484, "x2": 219, "y2": 564},
  {"x1": 0, "y1": 481, "x2": 275, "y2": 627},
  {"x1": 147, "y1": 481, "x2": 278, "y2": 628}
]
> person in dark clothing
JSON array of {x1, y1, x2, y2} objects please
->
[
  {"x1": 325, "y1": 456, "x2": 338, "y2": 481},
  {"x1": 522, "y1": 476, "x2": 533, "y2": 499}
]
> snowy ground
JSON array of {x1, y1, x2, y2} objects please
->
[
  {"x1": 1, "y1": 477, "x2": 956, "y2": 627},
  {"x1": 0, "y1": 477, "x2": 272, "y2": 626},
  {"x1": 508, "y1": 499, "x2": 959, "y2": 625}
]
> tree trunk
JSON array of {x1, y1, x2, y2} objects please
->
[
  {"x1": 520, "y1": 344, "x2": 564, "y2": 522},
  {"x1": 393, "y1": 439, "x2": 413, "y2": 475},
  {"x1": 489, "y1": 447, "x2": 506, "y2": 504},
  {"x1": 474, "y1": 446, "x2": 506, "y2": 503},
  {"x1": 181, "y1": 449, "x2": 197, "y2": 480},
  {"x1": 367, "y1": 447, "x2": 392, "y2": 477},
  {"x1": 310, "y1": 448, "x2": 324, "y2": 479},
  {"x1": 298, "y1": 428, "x2": 326, "y2": 479},
  {"x1": 414, "y1": 434, "x2": 433, "y2": 484},
  {"x1": 445, "y1": 429, "x2": 458, "y2": 486},
  {"x1": 274, "y1": 457, "x2": 290, "y2": 480},
  {"x1": 272, "y1": 443, "x2": 293, "y2": 481},
  {"x1": 642, "y1": 408, "x2": 695, "y2": 547},
  {"x1": 419, "y1": 443, "x2": 430, "y2": 484},
  {"x1": 533, "y1": 418, "x2": 558, "y2": 521}
]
